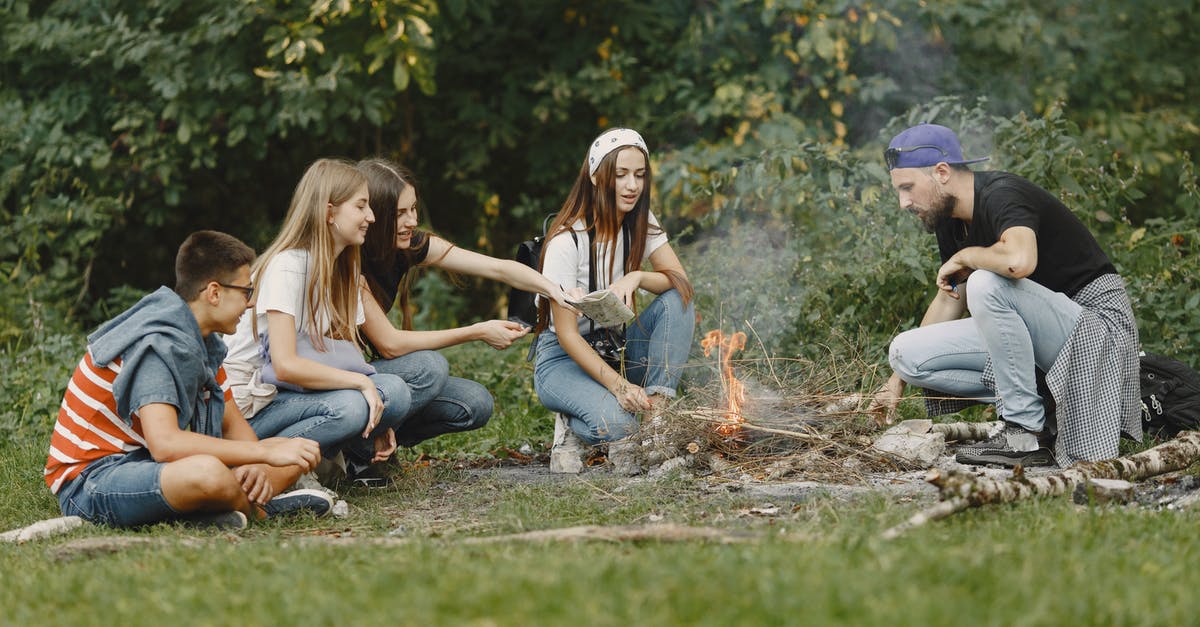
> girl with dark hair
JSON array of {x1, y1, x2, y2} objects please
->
[
  {"x1": 533, "y1": 128, "x2": 695, "y2": 474},
  {"x1": 355, "y1": 158, "x2": 571, "y2": 449}
]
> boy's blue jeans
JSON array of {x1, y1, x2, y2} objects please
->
[{"x1": 57, "y1": 448, "x2": 178, "y2": 527}]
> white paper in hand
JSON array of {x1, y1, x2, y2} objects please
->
[{"x1": 566, "y1": 290, "x2": 634, "y2": 327}]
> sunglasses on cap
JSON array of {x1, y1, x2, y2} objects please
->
[{"x1": 883, "y1": 144, "x2": 951, "y2": 171}]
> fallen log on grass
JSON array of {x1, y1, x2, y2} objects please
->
[
  {"x1": 459, "y1": 523, "x2": 753, "y2": 545},
  {"x1": 1, "y1": 516, "x2": 86, "y2": 544},
  {"x1": 51, "y1": 536, "x2": 210, "y2": 561},
  {"x1": 929, "y1": 421, "x2": 1003, "y2": 442},
  {"x1": 881, "y1": 430, "x2": 1200, "y2": 539}
]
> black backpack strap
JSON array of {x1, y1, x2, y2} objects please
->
[
  {"x1": 585, "y1": 226, "x2": 597, "y2": 336},
  {"x1": 585, "y1": 220, "x2": 632, "y2": 340},
  {"x1": 618, "y1": 220, "x2": 631, "y2": 338}
]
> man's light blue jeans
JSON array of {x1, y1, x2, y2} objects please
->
[
  {"x1": 534, "y1": 289, "x2": 695, "y2": 444},
  {"x1": 888, "y1": 270, "x2": 1082, "y2": 432}
]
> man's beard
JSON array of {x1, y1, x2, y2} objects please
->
[{"x1": 917, "y1": 187, "x2": 956, "y2": 233}]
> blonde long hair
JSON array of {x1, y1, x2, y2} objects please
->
[{"x1": 253, "y1": 158, "x2": 368, "y2": 349}]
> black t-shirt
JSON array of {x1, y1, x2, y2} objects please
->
[
  {"x1": 362, "y1": 231, "x2": 430, "y2": 313},
  {"x1": 935, "y1": 171, "x2": 1116, "y2": 297}
]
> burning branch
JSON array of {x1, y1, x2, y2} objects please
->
[
  {"x1": 680, "y1": 408, "x2": 828, "y2": 442},
  {"x1": 700, "y1": 329, "x2": 748, "y2": 436}
]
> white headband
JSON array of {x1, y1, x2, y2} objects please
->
[{"x1": 587, "y1": 128, "x2": 649, "y2": 176}]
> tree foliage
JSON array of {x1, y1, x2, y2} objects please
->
[
  {"x1": 1, "y1": 0, "x2": 1198, "y2": 392},
  {"x1": 0, "y1": 0, "x2": 438, "y2": 339}
]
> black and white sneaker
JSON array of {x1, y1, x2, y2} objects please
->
[
  {"x1": 263, "y1": 489, "x2": 334, "y2": 519},
  {"x1": 955, "y1": 422, "x2": 1056, "y2": 467},
  {"x1": 345, "y1": 462, "x2": 394, "y2": 489}
]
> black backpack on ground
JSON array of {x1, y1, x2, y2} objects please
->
[{"x1": 1139, "y1": 351, "x2": 1200, "y2": 436}]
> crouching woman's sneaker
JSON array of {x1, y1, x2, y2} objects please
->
[{"x1": 263, "y1": 489, "x2": 335, "y2": 519}]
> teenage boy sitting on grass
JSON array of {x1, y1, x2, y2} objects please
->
[{"x1": 45, "y1": 230, "x2": 329, "y2": 529}]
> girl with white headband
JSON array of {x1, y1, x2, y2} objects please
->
[{"x1": 533, "y1": 128, "x2": 695, "y2": 474}]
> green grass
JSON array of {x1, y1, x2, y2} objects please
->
[
  {"x1": 4, "y1": 433, "x2": 1200, "y2": 625},
  {"x1": 3, "y1": 340, "x2": 1195, "y2": 625}
]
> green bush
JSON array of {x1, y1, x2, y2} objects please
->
[
  {"x1": 677, "y1": 97, "x2": 1200, "y2": 371},
  {"x1": 0, "y1": 332, "x2": 81, "y2": 445}
]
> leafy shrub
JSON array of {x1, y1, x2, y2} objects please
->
[
  {"x1": 676, "y1": 97, "x2": 1200, "y2": 376},
  {"x1": 0, "y1": 332, "x2": 80, "y2": 446}
]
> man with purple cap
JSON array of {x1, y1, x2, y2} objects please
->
[{"x1": 871, "y1": 123, "x2": 1141, "y2": 467}]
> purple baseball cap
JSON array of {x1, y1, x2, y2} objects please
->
[{"x1": 884, "y1": 123, "x2": 989, "y2": 171}]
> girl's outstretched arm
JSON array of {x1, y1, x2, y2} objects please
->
[
  {"x1": 359, "y1": 283, "x2": 529, "y2": 358},
  {"x1": 425, "y1": 235, "x2": 572, "y2": 309}
]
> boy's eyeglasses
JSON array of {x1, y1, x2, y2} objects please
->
[
  {"x1": 217, "y1": 283, "x2": 255, "y2": 301},
  {"x1": 883, "y1": 144, "x2": 950, "y2": 171}
]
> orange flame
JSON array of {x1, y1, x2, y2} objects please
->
[{"x1": 700, "y1": 329, "x2": 747, "y2": 436}]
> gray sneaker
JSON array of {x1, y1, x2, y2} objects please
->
[
  {"x1": 263, "y1": 488, "x2": 334, "y2": 519},
  {"x1": 180, "y1": 510, "x2": 248, "y2": 530},
  {"x1": 955, "y1": 422, "x2": 1055, "y2": 467}
]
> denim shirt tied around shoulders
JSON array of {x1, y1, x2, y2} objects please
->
[{"x1": 88, "y1": 286, "x2": 226, "y2": 438}]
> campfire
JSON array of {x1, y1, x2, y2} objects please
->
[
  {"x1": 625, "y1": 330, "x2": 910, "y2": 483},
  {"x1": 699, "y1": 329, "x2": 747, "y2": 437}
]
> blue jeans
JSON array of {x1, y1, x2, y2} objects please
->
[
  {"x1": 888, "y1": 270, "x2": 1082, "y2": 432},
  {"x1": 57, "y1": 448, "x2": 179, "y2": 527},
  {"x1": 248, "y1": 372, "x2": 412, "y2": 465},
  {"x1": 371, "y1": 350, "x2": 494, "y2": 447},
  {"x1": 534, "y1": 289, "x2": 695, "y2": 444}
]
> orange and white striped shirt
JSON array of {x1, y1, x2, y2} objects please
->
[{"x1": 44, "y1": 350, "x2": 234, "y2": 494}]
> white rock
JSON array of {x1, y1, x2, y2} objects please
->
[
  {"x1": 648, "y1": 456, "x2": 691, "y2": 478},
  {"x1": 872, "y1": 428, "x2": 946, "y2": 468}
]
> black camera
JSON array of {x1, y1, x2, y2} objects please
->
[{"x1": 584, "y1": 328, "x2": 625, "y2": 370}]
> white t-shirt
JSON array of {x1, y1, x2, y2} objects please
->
[
  {"x1": 540, "y1": 212, "x2": 669, "y2": 334},
  {"x1": 223, "y1": 249, "x2": 365, "y2": 384}
]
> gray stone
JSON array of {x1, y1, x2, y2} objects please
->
[
  {"x1": 1168, "y1": 491, "x2": 1200, "y2": 510},
  {"x1": 890, "y1": 419, "x2": 933, "y2": 435},
  {"x1": 1072, "y1": 478, "x2": 1136, "y2": 505},
  {"x1": 648, "y1": 455, "x2": 692, "y2": 478},
  {"x1": 872, "y1": 422, "x2": 946, "y2": 468}
]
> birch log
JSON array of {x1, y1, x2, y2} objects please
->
[
  {"x1": 882, "y1": 431, "x2": 1200, "y2": 539},
  {"x1": 929, "y1": 421, "x2": 1003, "y2": 442}
]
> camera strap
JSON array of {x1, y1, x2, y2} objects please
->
[{"x1": 585, "y1": 220, "x2": 631, "y2": 340}]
